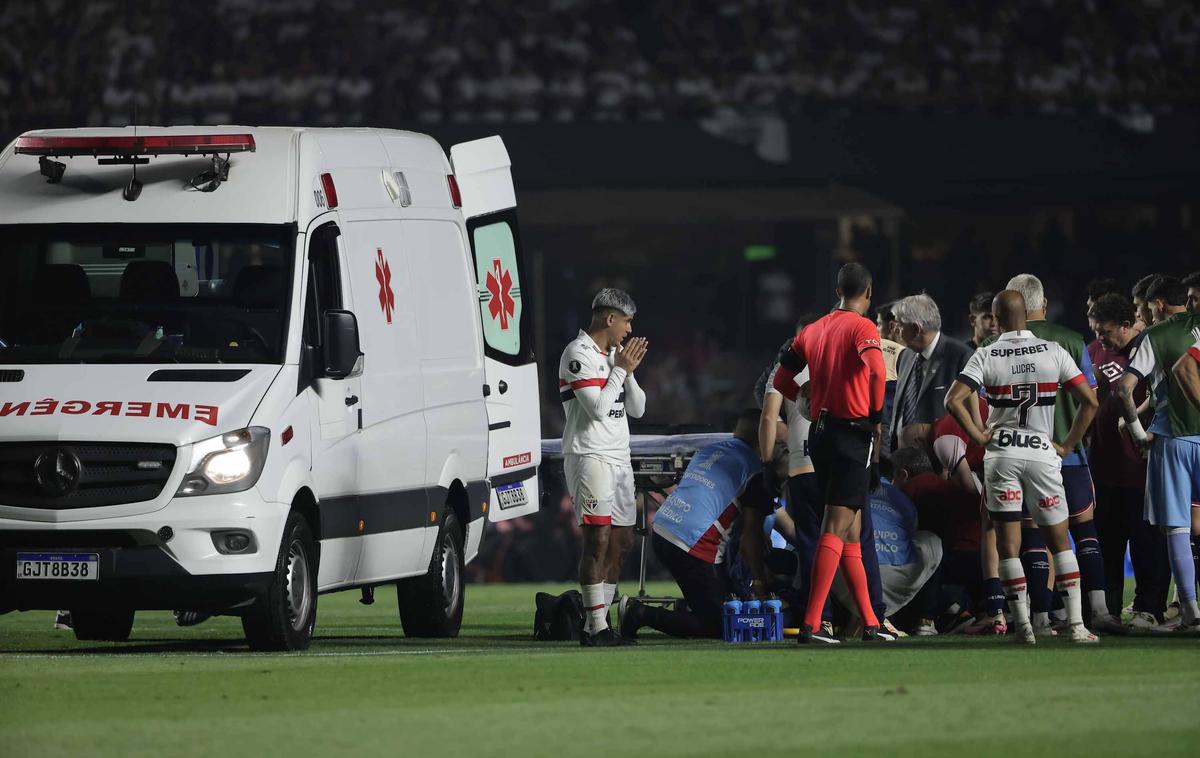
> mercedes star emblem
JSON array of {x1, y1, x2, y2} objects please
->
[{"x1": 33, "y1": 448, "x2": 82, "y2": 496}]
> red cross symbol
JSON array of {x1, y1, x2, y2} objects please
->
[
  {"x1": 485, "y1": 258, "x2": 515, "y2": 330},
  {"x1": 375, "y1": 248, "x2": 395, "y2": 324}
]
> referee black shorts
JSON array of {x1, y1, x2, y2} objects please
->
[{"x1": 808, "y1": 415, "x2": 874, "y2": 510}]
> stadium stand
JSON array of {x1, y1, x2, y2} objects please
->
[{"x1": 1, "y1": 0, "x2": 1198, "y2": 134}]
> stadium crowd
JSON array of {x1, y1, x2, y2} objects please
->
[{"x1": 2, "y1": 0, "x2": 1197, "y2": 135}]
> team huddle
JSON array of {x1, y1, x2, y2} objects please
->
[{"x1": 559, "y1": 268, "x2": 1200, "y2": 646}]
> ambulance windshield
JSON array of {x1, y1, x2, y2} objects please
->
[{"x1": 0, "y1": 224, "x2": 293, "y2": 365}]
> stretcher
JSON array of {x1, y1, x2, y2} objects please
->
[{"x1": 541, "y1": 431, "x2": 730, "y2": 607}]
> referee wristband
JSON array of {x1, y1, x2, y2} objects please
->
[{"x1": 1126, "y1": 418, "x2": 1148, "y2": 442}]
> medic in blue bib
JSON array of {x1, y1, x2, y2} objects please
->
[{"x1": 618, "y1": 409, "x2": 787, "y2": 639}]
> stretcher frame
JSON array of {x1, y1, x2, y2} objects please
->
[{"x1": 541, "y1": 432, "x2": 731, "y2": 610}]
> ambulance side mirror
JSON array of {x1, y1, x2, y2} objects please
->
[{"x1": 323, "y1": 310, "x2": 363, "y2": 379}]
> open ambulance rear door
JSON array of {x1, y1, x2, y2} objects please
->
[{"x1": 450, "y1": 136, "x2": 540, "y2": 521}]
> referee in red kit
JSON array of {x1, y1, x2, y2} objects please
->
[{"x1": 771, "y1": 263, "x2": 892, "y2": 643}]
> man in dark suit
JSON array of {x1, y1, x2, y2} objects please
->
[{"x1": 889, "y1": 294, "x2": 974, "y2": 452}]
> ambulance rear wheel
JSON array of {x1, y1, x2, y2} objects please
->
[
  {"x1": 242, "y1": 512, "x2": 317, "y2": 651},
  {"x1": 396, "y1": 508, "x2": 464, "y2": 638},
  {"x1": 71, "y1": 608, "x2": 134, "y2": 641}
]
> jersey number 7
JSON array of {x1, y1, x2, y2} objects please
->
[{"x1": 1012, "y1": 382, "x2": 1037, "y2": 428}]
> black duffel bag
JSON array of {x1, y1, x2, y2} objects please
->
[{"x1": 533, "y1": 590, "x2": 584, "y2": 641}]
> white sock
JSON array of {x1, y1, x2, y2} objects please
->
[
  {"x1": 1053, "y1": 550, "x2": 1084, "y2": 627},
  {"x1": 999, "y1": 558, "x2": 1030, "y2": 628},
  {"x1": 603, "y1": 582, "x2": 617, "y2": 609},
  {"x1": 1089, "y1": 590, "x2": 1110, "y2": 619},
  {"x1": 1033, "y1": 611, "x2": 1050, "y2": 628},
  {"x1": 582, "y1": 584, "x2": 609, "y2": 634}
]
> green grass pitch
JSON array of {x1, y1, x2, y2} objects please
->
[{"x1": 1, "y1": 581, "x2": 1198, "y2": 757}]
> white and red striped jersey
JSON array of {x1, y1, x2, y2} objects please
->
[
  {"x1": 956, "y1": 329, "x2": 1085, "y2": 463},
  {"x1": 558, "y1": 330, "x2": 646, "y2": 464}
]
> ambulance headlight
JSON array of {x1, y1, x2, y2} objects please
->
[{"x1": 177, "y1": 427, "x2": 270, "y2": 497}]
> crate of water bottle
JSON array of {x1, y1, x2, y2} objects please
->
[{"x1": 722, "y1": 597, "x2": 785, "y2": 643}]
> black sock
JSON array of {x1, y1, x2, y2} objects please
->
[
  {"x1": 983, "y1": 576, "x2": 1006, "y2": 617},
  {"x1": 1021, "y1": 527, "x2": 1053, "y2": 614},
  {"x1": 1070, "y1": 519, "x2": 1108, "y2": 617},
  {"x1": 1192, "y1": 536, "x2": 1200, "y2": 599}
]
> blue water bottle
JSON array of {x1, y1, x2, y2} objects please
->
[
  {"x1": 723, "y1": 597, "x2": 743, "y2": 642},
  {"x1": 744, "y1": 599, "x2": 762, "y2": 641},
  {"x1": 764, "y1": 597, "x2": 783, "y2": 641}
]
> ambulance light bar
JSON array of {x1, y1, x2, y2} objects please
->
[{"x1": 14, "y1": 133, "x2": 256, "y2": 158}]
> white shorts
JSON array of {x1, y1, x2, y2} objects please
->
[
  {"x1": 984, "y1": 456, "x2": 1068, "y2": 527},
  {"x1": 564, "y1": 455, "x2": 636, "y2": 527}
]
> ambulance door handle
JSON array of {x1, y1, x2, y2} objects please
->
[
  {"x1": 345, "y1": 395, "x2": 359, "y2": 407},
  {"x1": 483, "y1": 384, "x2": 491, "y2": 397},
  {"x1": 498, "y1": 381, "x2": 508, "y2": 395}
]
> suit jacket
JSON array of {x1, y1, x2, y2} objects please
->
[{"x1": 888, "y1": 333, "x2": 974, "y2": 450}]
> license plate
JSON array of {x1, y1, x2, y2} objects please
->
[
  {"x1": 15, "y1": 552, "x2": 99, "y2": 581},
  {"x1": 495, "y1": 482, "x2": 528, "y2": 510}
]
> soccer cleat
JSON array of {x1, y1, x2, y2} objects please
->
[
  {"x1": 945, "y1": 610, "x2": 977, "y2": 635},
  {"x1": 1127, "y1": 611, "x2": 1159, "y2": 630},
  {"x1": 1068, "y1": 624, "x2": 1100, "y2": 644},
  {"x1": 914, "y1": 619, "x2": 939, "y2": 637},
  {"x1": 1150, "y1": 618, "x2": 1200, "y2": 635},
  {"x1": 1164, "y1": 601, "x2": 1181, "y2": 621},
  {"x1": 1091, "y1": 614, "x2": 1128, "y2": 635},
  {"x1": 882, "y1": 618, "x2": 908, "y2": 638},
  {"x1": 1049, "y1": 614, "x2": 1072, "y2": 634},
  {"x1": 820, "y1": 620, "x2": 836, "y2": 638},
  {"x1": 580, "y1": 626, "x2": 635, "y2": 647},
  {"x1": 963, "y1": 615, "x2": 1008, "y2": 636},
  {"x1": 174, "y1": 610, "x2": 212, "y2": 627},
  {"x1": 798, "y1": 623, "x2": 840, "y2": 644},
  {"x1": 1015, "y1": 622, "x2": 1037, "y2": 645},
  {"x1": 53, "y1": 611, "x2": 72, "y2": 630},
  {"x1": 862, "y1": 625, "x2": 897, "y2": 642},
  {"x1": 617, "y1": 596, "x2": 641, "y2": 641},
  {"x1": 1032, "y1": 618, "x2": 1058, "y2": 637}
]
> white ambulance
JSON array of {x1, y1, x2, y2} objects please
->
[{"x1": 0, "y1": 126, "x2": 540, "y2": 649}]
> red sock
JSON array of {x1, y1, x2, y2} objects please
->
[
  {"x1": 841, "y1": 542, "x2": 880, "y2": 628},
  {"x1": 803, "y1": 533, "x2": 844, "y2": 630}
]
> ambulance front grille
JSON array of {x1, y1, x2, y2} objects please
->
[{"x1": 0, "y1": 443, "x2": 176, "y2": 509}]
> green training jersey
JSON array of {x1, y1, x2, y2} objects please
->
[{"x1": 1126, "y1": 311, "x2": 1200, "y2": 439}]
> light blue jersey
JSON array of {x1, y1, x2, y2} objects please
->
[{"x1": 652, "y1": 438, "x2": 760, "y2": 564}]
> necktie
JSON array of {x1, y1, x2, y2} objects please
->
[{"x1": 900, "y1": 354, "x2": 926, "y2": 425}]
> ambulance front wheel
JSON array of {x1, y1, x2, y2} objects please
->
[
  {"x1": 242, "y1": 511, "x2": 318, "y2": 651},
  {"x1": 396, "y1": 508, "x2": 465, "y2": 638},
  {"x1": 72, "y1": 608, "x2": 135, "y2": 641}
]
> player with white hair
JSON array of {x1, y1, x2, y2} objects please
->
[{"x1": 559, "y1": 287, "x2": 648, "y2": 646}]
